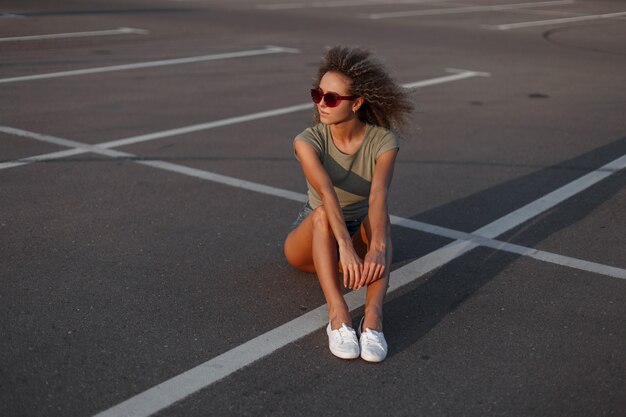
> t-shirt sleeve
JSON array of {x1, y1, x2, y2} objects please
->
[
  {"x1": 375, "y1": 130, "x2": 400, "y2": 159},
  {"x1": 294, "y1": 125, "x2": 324, "y2": 161}
]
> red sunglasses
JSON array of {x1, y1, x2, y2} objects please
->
[{"x1": 310, "y1": 87, "x2": 357, "y2": 108}]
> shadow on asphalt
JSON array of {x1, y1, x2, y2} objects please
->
[{"x1": 384, "y1": 135, "x2": 626, "y2": 358}]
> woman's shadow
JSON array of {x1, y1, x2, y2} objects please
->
[{"x1": 377, "y1": 135, "x2": 626, "y2": 358}]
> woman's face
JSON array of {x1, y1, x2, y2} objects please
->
[{"x1": 316, "y1": 71, "x2": 360, "y2": 125}]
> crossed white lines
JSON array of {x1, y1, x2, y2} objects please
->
[
  {"x1": 2, "y1": 68, "x2": 625, "y2": 417},
  {"x1": 2, "y1": 68, "x2": 624, "y2": 280}
]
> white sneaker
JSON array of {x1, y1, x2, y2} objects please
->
[
  {"x1": 326, "y1": 323, "x2": 360, "y2": 359},
  {"x1": 358, "y1": 317, "x2": 388, "y2": 362}
]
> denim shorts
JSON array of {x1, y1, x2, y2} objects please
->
[{"x1": 290, "y1": 202, "x2": 365, "y2": 236}]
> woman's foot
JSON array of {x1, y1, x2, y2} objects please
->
[
  {"x1": 326, "y1": 323, "x2": 360, "y2": 359},
  {"x1": 358, "y1": 317, "x2": 388, "y2": 362}
]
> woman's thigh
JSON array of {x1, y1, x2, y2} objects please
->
[
  {"x1": 284, "y1": 212, "x2": 316, "y2": 273},
  {"x1": 352, "y1": 216, "x2": 371, "y2": 258}
]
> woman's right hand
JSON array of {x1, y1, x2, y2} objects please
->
[{"x1": 338, "y1": 243, "x2": 363, "y2": 290}]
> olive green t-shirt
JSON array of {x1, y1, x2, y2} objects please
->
[{"x1": 294, "y1": 123, "x2": 399, "y2": 221}]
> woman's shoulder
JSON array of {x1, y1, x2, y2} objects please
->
[
  {"x1": 366, "y1": 124, "x2": 398, "y2": 144},
  {"x1": 294, "y1": 123, "x2": 329, "y2": 155},
  {"x1": 295, "y1": 123, "x2": 329, "y2": 146},
  {"x1": 365, "y1": 124, "x2": 400, "y2": 156},
  {"x1": 367, "y1": 123, "x2": 394, "y2": 138},
  {"x1": 297, "y1": 123, "x2": 328, "y2": 139}
]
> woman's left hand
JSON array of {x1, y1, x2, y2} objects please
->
[{"x1": 357, "y1": 248, "x2": 386, "y2": 289}]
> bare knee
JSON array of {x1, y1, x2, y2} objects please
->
[
  {"x1": 283, "y1": 206, "x2": 331, "y2": 273},
  {"x1": 283, "y1": 224, "x2": 316, "y2": 273},
  {"x1": 284, "y1": 248, "x2": 316, "y2": 273},
  {"x1": 311, "y1": 206, "x2": 332, "y2": 235},
  {"x1": 284, "y1": 235, "x2": 305, "y2": 270}
]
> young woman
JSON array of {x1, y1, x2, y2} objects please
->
[{"x1": 284, "y1": 46, "x2": 412, "y2": 362}]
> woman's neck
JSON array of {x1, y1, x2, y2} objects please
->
[{"x1": 329, "y1": 118, "x2": 366, "y2": 144}]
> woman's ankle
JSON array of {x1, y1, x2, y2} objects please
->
[
  {"x1": 362, "y1": 308, "x2": 383, "y2": 332},
  {"x1": 328, "y1": 306, "x2": 352, "y2": 330}
]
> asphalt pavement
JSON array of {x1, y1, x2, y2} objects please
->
[{"x1": 1, "y1": 0, "x2": 625, "y2": 416}]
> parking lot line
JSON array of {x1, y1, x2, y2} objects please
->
[
  {"x1": 0, "y1": 148, "x2": 85, "y2": 170},
  {"x1": 140, "y1": 159, "x2": 309, "y2": 202},
  {"x1": 391, "y1": 216, "x2": 626, "y2": 280},
  {"x1": 404, "y1": 68, "x2": 490, "y2": 89},
  {"x1": 0, "y1": 46, "x2": 300, "y2": 84},
  {"x1": 142, "y1": 158, "x2": 625, "y2": 280},
  {"x1": 2, "y1": 122, "x2": 625, "y2": 281},
  {"x1": 257, "y1": 0, "x2": 449, "y2": 10},
  {"x1": 92, "y1": 242, "x2": 481, "y2": 417},
  {"x1": 91, "y1": 150, "x2": 626, "y2": 417},
  {"x1": 0, "y1": 27, "x2": 148, "y2": 42},
  {"x1": 98, "y1": 104, "x2": 313, "y2": 150},
  {"x1": 0, "y1": 69, "x2": 489, "y2": 169},
  {"x1": 485, "y1": 11, "x2": 626, "y2": 30},
  {"x1": 473, "y1": 154, "x2": 626, "y2": 239},
  {"x1": 361, "y1": 0, "x2": 573, "y2": 19}
]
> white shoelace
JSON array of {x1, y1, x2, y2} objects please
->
[
  {"x1": 361, "y1": 329, "x2": 385, "y2": 349},
  {"x1": 334, "y1": 325, "x2": 357, "y2": 345}
]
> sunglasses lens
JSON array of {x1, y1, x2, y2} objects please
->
[
  {"x1": 324, "y1": 93, "x2": 339, "y2": 107},
  {"x1": 311, "y1": 89, "x2": 347, "y2": 108},
  {"x1": 310, "y1": 88, "x2": 323, "y2": 103}
]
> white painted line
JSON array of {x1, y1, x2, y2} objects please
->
[
  {"x1": 473, "y1": 154, "x2": 626, "y2": 239},
  {"x1": 4, "y1": 64, "x2": 620, "y2": 275},
  {"x1": 93, "y1": 299, "x2": 331, "y2": 417},
  {"x1": 0, "y1": 125, "x2": 310, "y2": 202},
  {"x1": 0, "y1": 46, "x2": 300, "y2": 84},
  {"x1": 138, "y1": 159, "x2": 308, "y2": 202},
  {"x1": 0, "y1": 148, "x2": 86, "y2": 170},
  {"x1": 361, "y1": 0, "x2": 574, "y2": 19},
  {"x1": 5, "y1": 126, "x2": 626, "y2": 417},
  {"x1": 0, "y1": 125, "x2": 114, "y2": 151},
  {"x1": 510, "y1": 244, "x2": 626, "y2": 279},
  {"x1": 92, "y1": 150, "x2": 626, "y2": 417},
  {"x1": 98, "y1": 104, "x2": 314, "y2": 150},
  {"x1": 403, "y1": 68, "x2": 490, "y2": 90},
  {"x1": 257, "y1": 0, "x2": 449, "y2": 10},
  {"x1": 101, "y1": 70, "x2": 489, "y2": 149},
  {"x1": 2, "y1": 54, "x2": 622, "y2": 414},
  {"x1": 485, "y1": 11, "x2": 626, "y2": 30},
  {"x1": 0, "y1": 126, "x2": 136, "y2": 160},
  {"x1": 0, "y1": 69, "x2": 488, "y2": 168},
  {"x1": 0, "y1": 27, "x2": 148, "y2": 42},
  {"x1": 4, "y1": 123, "x2": 625, "y2": 281},
  {"x1": 391, "y1": 216, "x2": 626, "y2": 280},
  {"x1": 92, "y1": 239, "x2": 479, "y2": 417},
  {"x1": 4, "y1": 123, "x2": 625, "y2": 280},
  {"x1": 7, "y1": 69, "x2": 622, "y2": 281}
]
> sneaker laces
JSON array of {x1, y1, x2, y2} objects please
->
[
  {"x1": 334, "y1": 324, "x2": 357, "y2": 345},
  {"x1": 361, "y1": 329, "x2": 385, "y2": 349}
]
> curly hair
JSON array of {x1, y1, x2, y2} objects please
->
[{"x1": 313, "y1": 45, "x2": 413, "y2": 132}]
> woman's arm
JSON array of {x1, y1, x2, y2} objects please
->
[
  {"x1": 358, "y1": 148, "x2": 398, "y2": 288},
  {"x1": 294, "y1": 140, "x2": 363, "y2": 287}
]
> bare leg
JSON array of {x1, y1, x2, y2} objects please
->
[
  {"x1": 354, "y1": 219, "x2": 392, "y2": 332},
  {"x1": 363, "y1": 274, "x2": 389, "y2": 331},
  {"x1": 284, "y1": 207, "x2": 351, "y2": 329},
  {"x1": 311, "y1": 207, "x2": 351, "y2": 329}
]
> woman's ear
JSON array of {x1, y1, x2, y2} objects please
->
[{"x1": 352, "y1": 97, "x2": 364, "y2": 113}]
